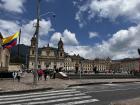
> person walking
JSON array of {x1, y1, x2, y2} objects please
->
[
  {"x1": 43, "y1": 69, "x2": 48, "y2": 80},
  {"x1": 17, "y1": 71, "x2": 21, "y2": 82},
  {"x1": 37, "y1": 69, "x2": 43, "y2": 80},
  {"x1": 12, "y1": 71, "x2": 17, "y2": 81},
  {"x1": 53, "y1": 69, "x2": 56, "y2": 79}
]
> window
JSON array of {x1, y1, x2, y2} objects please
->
[
  {"x1": 32, "y1": 50, "x2": 34, "y2": 55},
  {"x1": 60, "y1": 53, "x2": 62, "y2": 56},
  {"x1": 33, "y1": 42, "x2": 35, "y2": 46}
]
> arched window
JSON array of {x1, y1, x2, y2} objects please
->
[{"x1": 60, "y1": 53, "x2": 62, "y2": 56}]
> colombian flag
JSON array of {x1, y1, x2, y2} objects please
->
[{"x1": 2, "y1": 32, "x2": 20, "y2": 49}]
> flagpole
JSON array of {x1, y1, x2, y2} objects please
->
[{"x1": 18, "y1": 29, "x2": 21, "y2": 62}]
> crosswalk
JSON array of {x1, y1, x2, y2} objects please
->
[{"x1": 0, "y1": 89, "x2": 99, "y2": 105}]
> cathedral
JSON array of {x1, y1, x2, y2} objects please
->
[
  {"x1": 28, "y1": 35, "x2": 94, "y2": 73},
  {"x1": 29, "y1": 35, "x2": 67, "y2": 70}
]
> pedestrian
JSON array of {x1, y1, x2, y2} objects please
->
[
  {"x1": 53, "y1": 69, "x2": 56, "y2": 79},
  {"x1": 43, "y1": 69, "x2": 48, "y2": 80},
  {"x1": 12, "y1": 71, "x2": 17, "y2": 81},
  {"x1": 37, "y1": 69, "x2": 43, "y2": 80},
  {"x1": 16, "y1": 71, "x2": 21, "y2": 82}
]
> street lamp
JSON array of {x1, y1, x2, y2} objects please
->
[
  {"x1": 40, "y1": 12, "x2": 56, "y2": 18},
  {"x1": 33, "y1": 0, "x2": 40, "y2": 86},
  {"x1": 33, "y1": 0, "x2": 55, "y2": 86}
]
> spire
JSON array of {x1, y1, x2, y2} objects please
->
[
  {"x1": 47, "y1": 43, "x2": 49, "y2": 47},
  {"x1": 58, "y1": 37, "x2": 63, "y2": 50},
  {"x1": 58, "y1": 37, "x2": 63, "y2": 45}
]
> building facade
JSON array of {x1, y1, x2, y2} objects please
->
[
  {"x1": 29, "y1": 36, "x2": 65, "y2": 70},
  {"x1": 29, "y1": 36, "x2": 140, "y2": 74},
  {"x1": 0, "y1": 48, "x2": 10, "y2": 71}
]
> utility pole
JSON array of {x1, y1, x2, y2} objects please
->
[
  {"x1": 138, "y1": 48, "x2": 140, "y2": 72},
  {"x1": 33, "y1": 0, "x2": 40, "y2": 86}
]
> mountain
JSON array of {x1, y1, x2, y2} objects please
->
[{"x1": 10, "y1": 44, "x2": 30, "y2": 64}]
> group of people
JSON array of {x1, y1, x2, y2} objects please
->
[
  {"x1": 12, "y1": 70, "x2": 22, "y2": 82},
  {"x1": 37, "y1": 69, "x2": 56, "y2": 80}
]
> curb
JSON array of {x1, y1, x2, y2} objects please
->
[
  {"x1": 68, "y1": 82, "x2": 108, "y2": 87},
  {"x1": 112, "y1": 80, "x2": 140, "y2": 84},
  {"x1": 0, "y1": 87, "x2": 53, "y2": 95},
  {"x1": 68, "y1": 81, "x2": 140, "y2": 87}
]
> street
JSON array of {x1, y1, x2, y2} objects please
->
[
  {"x1": 0, "y1": 88, "x2": 98, "y2": 105},
  {"x1": 70, "y1": 82, "x2": 140, "y2": 105},
  {"x1": 0, "y1": 82, "x2": 140, "y2": 105}
]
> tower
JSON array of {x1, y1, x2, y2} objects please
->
[
  {"x1": 30, "y1": 35, "x2": 36, "y2": 56},
  {"x1": 29, "y1": 35, "x2": 36, "y2": 70},
  {"x1": 46, "y1": 43, "x2": 50, "y2": 56},
  {"x1": 58, "y1": 38, "x2": 64, "y2": 58}
]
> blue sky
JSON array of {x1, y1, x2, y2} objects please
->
[{"x1": 0, "y1": 0, "x2": 140, "y2": 60}]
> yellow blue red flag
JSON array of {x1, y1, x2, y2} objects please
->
[{"x1": 2, "y1": 32, "x2": 20, "y2": 49}]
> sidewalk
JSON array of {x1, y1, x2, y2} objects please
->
[
  {"x1": 0, "y1": 73, "x2": 140, "y2": 93},
  {"x1": 111, "y1": 98, "x2": 140, "y2": 105}
]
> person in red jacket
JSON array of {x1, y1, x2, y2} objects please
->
[{"x1": 37, "y1": 69, "x2": 43, "y2": 80}]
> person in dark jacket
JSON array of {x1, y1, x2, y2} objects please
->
[{"x1": 43, "y1": 69, "x2": 48, "y2": 80}]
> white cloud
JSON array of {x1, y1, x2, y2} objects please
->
[
  {"x1": 50, "y1": 32, "x2": 62, "y2": 46},
  {"x1": 89, "y1": 32, "x2": 98, "y2": 38},
  {"x1": 65, "y1": 24, "x2": 140, "y2": 60},
  {"x1": 0, "y1": 20, "x2": 19, "y2": 36},
  {"x1": 50, "y1": 29, "x2": 79, "y2": 46},
  {"x1": 65, "y1": 46, "x2": 95, "y2": 59},
  {"x1": 75, "y1": 0, "x2": 140, "y2": 27},
  {"x1": 0, "y1": 0, "x2": 26, "y2": 13},
  {"x1": 0, "y1": 19, "x2": 53, "y2": 47}
]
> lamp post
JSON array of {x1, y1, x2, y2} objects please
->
[
  {"x1": 80, "y1": 61, "x2": 82, "y2": 79},
  {"x1": 33, "y1": 0, "x2": 55, "y2": 85},
  {"x1": 33, "y1": 0, "x2": 40, "y2": 86}
]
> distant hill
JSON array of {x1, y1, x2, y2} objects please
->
[{"x1": 10, "y1": 44, "x2": 30, "y2": 64}]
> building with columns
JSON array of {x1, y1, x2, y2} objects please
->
[
  {"x1": 29, "y1": 36, "x2": 65, "y2": 70},
  {"x1": 0, "y1": 48, "x2": 10, "y2": 71},
  {"x1": 0, "y1": 33, "x2": 10, "y2": 72}
]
